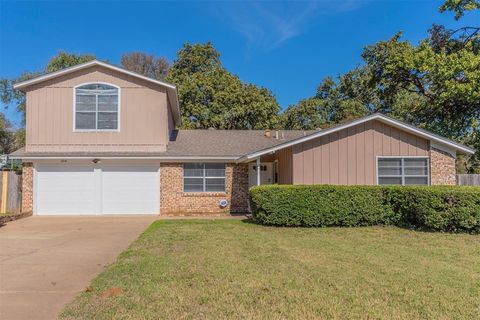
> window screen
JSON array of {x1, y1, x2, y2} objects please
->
[
  {"x1": 75, "y1": 83, "x2": 118, "y2": 130},
  {"x1": 378, "y1": 158, "x2": 428, "y2": 186},
  {"x1": 184, "y1": 163, "x2": 226, "y2": 192}
]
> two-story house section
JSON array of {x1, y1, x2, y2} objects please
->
[
  {"x1": 10, "y1": 60, "x2": 474, "y2": 216},
  {"x1": 12, "y1": 60, "x2": 180, "y2": 215}
]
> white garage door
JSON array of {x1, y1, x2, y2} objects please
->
[
  {"x1": 35, "y1": 164, "x2": 159, "y2": 215},
  {"x1": 102, "y1": 166, "x2": 160, "y2": 214},
  {"x1": 36, "y1": 166, "x2": 97, "y2": 215}
]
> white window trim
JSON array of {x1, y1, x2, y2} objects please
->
[
  {"x1": 376, "y1": 156, "x2": 430, "y2": 186},
  {"x1": 73, "y1": 82, "x2": 121, "y2": 132},
  {"x1": 183, "y1": 163, "x2": 226, "y2": 193}
]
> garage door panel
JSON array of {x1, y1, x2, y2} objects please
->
[
  {"x1": 36, "y1": 166, "x2": 97, "y2": 215},
  {"x1": 101, "y1": 166, "x2": 159, "y2": 214},
  {"x1": 38, "y1": 200, "x2": 96, "y2": 215}
]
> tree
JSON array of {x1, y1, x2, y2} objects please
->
[
  {"x1": 0, "y1": 114, "x2": 16, "y2": 154},
  {"x1": 440, "y1": 0, "x2": 480, "y2": 20},
  {"x1": 281, "y1": 71, "x2": 372, "y2": 130},
  {"x1": 121, "y1": 52, "x2": 169, "y2": 80},
  {"x1": 0, "y1": 52, "x2": 96, "y2": 147},
  {"x1": 282, "y1": 98, "x2": 328, "y2": 130},
  {"x1": 360, "y1": 30, "x2": 480, "y2": 140},
  {"x1": 166, "y1": 42, "x2": 280, "y2": 129},
  {"x1": 45, "y1": 51, "x2": 95, "y2": 73}
]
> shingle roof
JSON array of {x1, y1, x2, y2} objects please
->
[
  {"x1": 9, "y1": 129, "x2": 316, "y2": 159},
  {"x1": 165, "y1": 130, "x2": 314, "y2": 156}
]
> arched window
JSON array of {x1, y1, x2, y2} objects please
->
[{"x1": 75, "y1": 83, "x2": 119, "y2": 130}]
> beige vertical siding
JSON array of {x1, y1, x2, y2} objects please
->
[
  {"x1": 291, "y1": 120, "x2": 429, "y2": 185},
  {"x1": 275, "y1": 147, "x2": 293, "y2": 184},
  {"x1": 25, "y1": 65, "x2": 172, "y2": 153}
]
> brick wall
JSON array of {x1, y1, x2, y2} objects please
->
[
  {"x1": 160, "y1": 163, "x2": 249, "y2": 215},
  {"x1": 430, "y1": 147, "x2": 456, "y2": 185},
  {"x1": 21, "y1": 162, "x2": 34, "y2": 213}
]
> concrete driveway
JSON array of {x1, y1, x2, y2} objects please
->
[{"x1": 0, "y1": 215, "x2": 155, "y2": 320}]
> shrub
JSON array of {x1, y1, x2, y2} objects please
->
[
  {"x1": 249, "y1": 185, "x2": 397, "y2": 227},
  {"x1": 384, "y1": 186, "x2": 480, "y2": 233},
  {"x1": 249, "y1": 185, "x2": 480, "y2": 233}
]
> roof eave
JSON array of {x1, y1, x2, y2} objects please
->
[
  {"x1": 9, "y1": 155, "x2": 239, "y2": 161},
  {"x1": 374, "y1": 115, "x2": 475, "y2": 155},
  {"x1": 167, "y1": 88, "x2": 182, "y2": 127},
  {"x1": 13, "y1": 60, "x2": 177, "y2": 91}
]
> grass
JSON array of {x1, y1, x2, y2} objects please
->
[{"x1": 61, "y1": 220, "x2": 480, "y2": 319}]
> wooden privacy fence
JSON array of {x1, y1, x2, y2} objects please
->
[
  {"x1": 0, "y1": 170, "x2": 22, "y2": 214},
  {"x1": 457, "y1": 174, "x2": 480, "y2": 186}
]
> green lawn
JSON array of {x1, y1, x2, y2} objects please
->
[{"x1": 61, "y1": 220, "x2": 480, "y2": 319}]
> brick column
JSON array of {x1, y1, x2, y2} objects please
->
[
  {"x1": 430, "y1": 147, "x2": 456, "y2": 185},
  {"x1": 230, "y1": 164, "x2": 249, "y2": 213},
  {"x1": 21, "y1": 162, "x2": 34, "y2": 213}
]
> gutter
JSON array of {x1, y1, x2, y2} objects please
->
[{"x1": 10, "y1": 155, "x2": 240, "y2": 162}]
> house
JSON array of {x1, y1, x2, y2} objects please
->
[{"x1": 10, "y1": 60, "x2": 475, "y2": 216}]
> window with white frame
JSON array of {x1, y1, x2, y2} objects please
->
[
  {"x1": 75, "y1": 83, "x2": 118, "y2": 130},
  {"x1": 377, "y1": 157, "x2": 429, "y2": 185},
  {"x1": 184, "y1": 163, "x2": 226, "y2": 192}
]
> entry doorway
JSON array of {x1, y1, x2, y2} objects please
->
[{"x1": 248, "y1": 162, "x2": 274, "y2": 187}]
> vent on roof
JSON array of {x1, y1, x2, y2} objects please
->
[{"x1": 264, "y1": 130, "x2": 271, "y2": 138}]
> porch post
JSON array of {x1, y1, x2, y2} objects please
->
[{"x1": 256, "y1": 157, "x2": 261, "y2": 186}]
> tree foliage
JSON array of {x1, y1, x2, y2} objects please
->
[
  {"x1": 282, "y1": 69, "x2": 376, "y2": 130},
  {"x1": 121, "y1": 52, "x2": 169, "y2": 80},
  {"x1": 45, "y1": 51, "x2": 95, "y2": 73},
  {"x1": 440, "y1": 0, "x2": 480, "y2": 20},
  {"x1": 166, "y1": 42, "x2": 280, "y2": 129},
  {"x1": 0, "y1": 114, "x2": 17, "y2": 154}
]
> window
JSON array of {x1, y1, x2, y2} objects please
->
[
  {"x1": 377, "y1": 157, "x2": 429, "y2": 186},
  {"x1": 75, "y1": 83, "x2": 119, "y2": 130},
  {"x1": 184, "y1": 163, "x2": 226, "y2": 192},
  {"x1": 253, "y1": 165, "x2": 268, "y2": 171}
]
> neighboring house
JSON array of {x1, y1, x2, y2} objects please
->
[{"x1": 10, "y1": 60, "x2": 475, "y2": 215}]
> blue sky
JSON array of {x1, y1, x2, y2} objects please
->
[{"x1": 0, "y1": 0, "x2": 478, "y2": 127}]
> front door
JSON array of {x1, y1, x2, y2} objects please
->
[{"x1": 249, "y1": 163, "x2": 274, "y2": 187}]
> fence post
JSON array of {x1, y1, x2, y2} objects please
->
[{"x1": 1, "y1": 170, "x2": 7, "y2": 214}]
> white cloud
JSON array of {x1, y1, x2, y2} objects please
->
[{"x1": 211, "y1": 0, "x2": 368, "y2": 51}]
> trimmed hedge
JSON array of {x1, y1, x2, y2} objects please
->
[{"x1": 249, "y1": 185, "x2": 480, "y2": 233}]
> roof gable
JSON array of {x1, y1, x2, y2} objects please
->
[
  {"x1": 241, "y1": 113, "x2": 475, "y2": 160},
  {"x1": 13, "y1": 60, "x2": 176, "y2": 90},
  {"x1": 13, "y1": 60, "x2": 181, "y2": 126}
]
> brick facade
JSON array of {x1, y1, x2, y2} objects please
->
[
  {"x1": 430, "y1": 147, "x2": 456, "y2": 185},
  {"x1": 21, "y1": 162, "x2": 34, "y2": 213},
  {"x1": 20, "y1": 147, "x2": 458, "y2": 215},
  {"x1": 160, "y1": 163, "x2": 249, "y2": 215}
]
